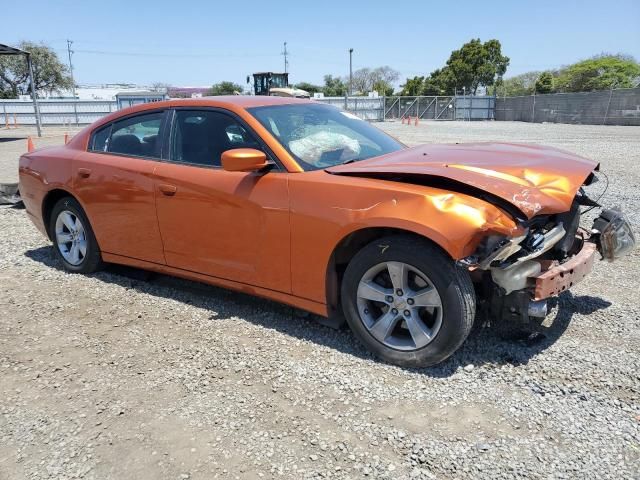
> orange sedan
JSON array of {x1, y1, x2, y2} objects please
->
[{"x1": 18, "y1": 97, "x2": 635, "y2": 367}]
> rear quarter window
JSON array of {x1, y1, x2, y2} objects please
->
[{"x1": 89, "y1": 124, "x2": 111, "y2": 152}]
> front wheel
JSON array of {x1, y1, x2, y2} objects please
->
[{"x1": 341, "y1": 235, "x2": 475, "y2": 368}]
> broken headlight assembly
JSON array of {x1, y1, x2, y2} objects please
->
[{"x1": 591, "y1": 208, "x2": 636, "y2": 261}]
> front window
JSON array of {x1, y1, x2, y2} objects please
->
[
  {"x1": 170, "y1": 110, "x2": 260, "y2": 167},
  {"x1": 248, "y1": 103, "x2": 404, "y2": 170}
]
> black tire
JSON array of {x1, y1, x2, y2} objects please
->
[
  {"x1": 49, "y1": 196, "x2": 103, "y2": 274},
  {"x1": 341, "y1": 234, "x2": 475, "y2": 368}
]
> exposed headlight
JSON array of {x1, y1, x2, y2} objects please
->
[{"x1": 592, "y1": 208, "x2": 636, "y2": 261}]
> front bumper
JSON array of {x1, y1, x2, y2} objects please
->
[{"x1": 533, "y1": 242, "x2": 596, "y2": 300}]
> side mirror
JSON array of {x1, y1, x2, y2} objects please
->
[{"x1": 221, "y1": 148, "x2": 269, "y2": 172}]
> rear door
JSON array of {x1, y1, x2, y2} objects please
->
[
  {"x1": 72, "y1": 110, "x2": 168, "y2": 264},
  {"x1": 153, "y1": 108, "x2": 291, "y2": 292}
]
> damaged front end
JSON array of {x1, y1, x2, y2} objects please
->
[{"x1": 462, "y1": 184, "x2": 636, "y2": 328}]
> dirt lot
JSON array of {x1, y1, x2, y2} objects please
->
[{"x1": 1, "y1": 121, "x2": 639, "y2": 479}]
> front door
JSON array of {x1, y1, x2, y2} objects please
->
[{"x1": 153, "y1": 109, "x2": 291, "y2": 292}]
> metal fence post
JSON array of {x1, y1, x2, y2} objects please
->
[
  {"x1": 382, "y1": 95, "x2": 386, "y2": 121},
  {"x1": 603, "y1": 87, "x2": 614, "y2": 125},
  {"x1": 531, "y1": 93, "x2": 536, "y2": 123},
  {"x1": 73, "y1": 100, "x2": 79, "y2": 126}
]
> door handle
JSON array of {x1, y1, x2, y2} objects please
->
[
  {"x1": 159, "y1": 184, "x2": 177, "y2": 196},
  {"x1": 77, "y1": 168, "x2": 91, "y2": 178}
]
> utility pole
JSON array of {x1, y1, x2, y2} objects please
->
[
  {"x1": 282, "y1": 41, "x2": 289, "y2": 74},
  {"x1": 66, "y1": 39, "x2": 79, "y2": 126},
  {"x1": 349, "y1": 48, "x2": 353, "y2": 96},
  {"x1": 26, "y1": 53, "x2": 42, "y2": 137}
]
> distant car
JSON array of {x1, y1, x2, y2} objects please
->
[{"x1": 19, "y1": 97, "x2": 635, "y2": 367}]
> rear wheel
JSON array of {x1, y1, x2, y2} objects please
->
[
  {"x1": 50, "y1": 197, "x2": 103, "y2": 273},
  {"x1": 341, "y1": 235, "x2": 475, "y2": 367}
]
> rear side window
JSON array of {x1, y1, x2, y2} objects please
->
[
  {"x1": 90, "y1": 124, "x2": 111, "y2": 152},
  {"x1": 108, "y1": 112, "x2": 165, "y2": 158}
]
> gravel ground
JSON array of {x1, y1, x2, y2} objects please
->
[{"x1": 1, "y1": 121, "x2": 639, "y2": 479}]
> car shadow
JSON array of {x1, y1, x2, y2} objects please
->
[{"x1": 24, "y1": 245, "x2": 612, "y2": 378}]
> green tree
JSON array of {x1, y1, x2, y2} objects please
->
[
  {"x1": 0, "y1": 41, "x2": 73, "y2": 98},
  {"x1": 495, "y1": 71, "x2": 540, "y2": 97},
  {"x1": 535, "y1": 71, "x2": 554, "y2": 94},
  {"x1": 399, "y1": 76, "x2": 424, "y2": 96},
  {"x1": 372, "y1": 79, "x2": 394, "y2": 96},
  {"x1": 554, "y1": 54, "x2": 640, "y2": 92},
  {"x1": 207, "y1": 81, "x2": 244, "y2": 96},
  {"x1": 444, "y1": 39, "x2": 510, "y2": 94},
  {"x1": 322, "y1": 75, "x2": 347, "y2": 96},
  {"x1": 294, "y1": 82, "x2": 322, "y2": 94},
  {"x1": 399, "y1": 39, "x2": 509, "y2": 96},
  {"x1": 421, "y1": 68, "x2": 455, "y2": 95}
]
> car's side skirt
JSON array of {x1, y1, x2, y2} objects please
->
[{"x1": 101, "y1": 252, "x2": 328, "y2": 317}]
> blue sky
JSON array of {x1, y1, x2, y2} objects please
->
[{"x1": 3, "y1": 0, "x2": 639, "y2": 87}]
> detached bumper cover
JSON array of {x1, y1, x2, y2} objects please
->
[{"x1": 533, "y1": 242, "x2": 597, "y2": 300}]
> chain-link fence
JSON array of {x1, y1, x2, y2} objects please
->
[
  {"x1": 315, "y1": 97, "x2": 385, "y2": 121},
  {"x1": 383, "y1": 96, "x2": 456, "y2": 120},
  {"x1": 495, "y1": 88, "x2": 640, "y2": 126}
]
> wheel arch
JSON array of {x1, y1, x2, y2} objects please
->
[
  {"x1": 324, "y1": 226, "x2": 453, "y2": 325},
  {"x1": 41, "y1": 188, "x2": 78, "y2": 241}
]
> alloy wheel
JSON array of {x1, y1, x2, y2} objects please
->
[
  {"x1": 356, "y1": 261, "x2": 443, "y2": 351},
  {"x1": 55, "y1": 210, "x2": 87, "y2": 266}
]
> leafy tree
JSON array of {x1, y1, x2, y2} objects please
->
[
  {"x1": 0, "y1": 41, "x2": 73, "y2": 98},
  {"x1": 294, "y1": 82, "x2": 322, "y2": 94},
  {"x1": 398, "y1": 39, "x2": 509, "y2": 96},
  {"x1": 322, "y1": 75, "x2": 347, "y2": 96},
  {"x1": 495, "y1": 71, "x2": 540, "y2": 97},
  {"x1": 207, "y1": 81, "x2": 244, "y2": 96},
  {"x1": 535, "y1": 72, "x2": 554, "y2": 94},
  {"x1": 554, "y1": 54, "x2": 640, "y2": 92},
  {"x1": 399, "y1": 76, "x2": 424, "y2": 96},
  {"x1": 372, "y1": 80, "x2": 394, "y2": 96},
  {"x1": 421, "y1": 68, "x2": 455, "y2": 95},
  {"x1": 444, "y1": 39, "x2": 509, "y2": 94}
]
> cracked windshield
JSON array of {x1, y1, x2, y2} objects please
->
[{"x1": 249, "y1": 103, "x2": 404, "y2": 170}]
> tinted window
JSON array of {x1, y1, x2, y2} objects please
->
[
  {"x1": 90, "y1": 124, "x2": 111, "y2": 152},
  {"x1": 108, "y1": 111, "x2": 164, "y2": 158},
  {"x1": 171, "y1": 110, "x2": 260, "y2": 167},
  {"x1": 248, "y1": 103, "x2": 404, "y2": 170}
]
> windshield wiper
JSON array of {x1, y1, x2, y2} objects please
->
[{"x1": 340, "y1": 158, "x2": 359, "y2": 165}]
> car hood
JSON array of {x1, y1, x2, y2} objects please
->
[{"x1": 326, "y1": 143, "x2": 598, "y2": 219}]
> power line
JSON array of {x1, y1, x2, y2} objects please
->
[{"x1": 63, "y1": 48, "x2": 279, "y2": 59}]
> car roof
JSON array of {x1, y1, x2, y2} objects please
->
[
  {"x1": 171, "y1": 95, "x2": 312, "y2": 109},
  {"x1": 84, "y1": 95, "x2": 315, "y2": 133}
]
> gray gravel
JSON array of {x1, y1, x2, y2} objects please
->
[{"x1": 1, "y1": 121, "x2": 639, "y2": 479}]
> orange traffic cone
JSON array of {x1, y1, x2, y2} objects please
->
[
  {"x1": 407, "y1": 116, "x2": 412, "y2": 125},
  {"x1": 414, "y1": 116, "x2": 419, "y2": 126},
  {"x1": 27, "y1": 136, "x2": 35, "y2": 152}
]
